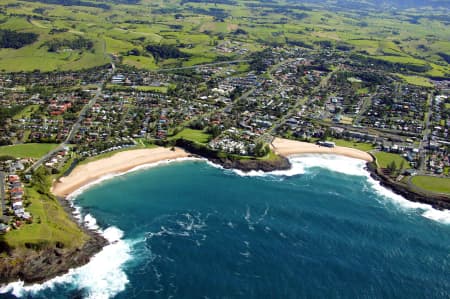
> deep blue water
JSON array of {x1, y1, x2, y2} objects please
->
[{"x1": 2, "y1": 156, "x2": 450, "y2": 299}]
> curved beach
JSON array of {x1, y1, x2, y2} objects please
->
[
  {"x1": 52, "y1": 147, "x2": 190, "y2": 197},
  {"x1": 272, "y1": 138, "x2": 373, "y2": 162}
]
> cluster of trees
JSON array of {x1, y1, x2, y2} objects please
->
[
  {"x1": 249, "y1": 48, "x2": 273, "y2": 73},
  {"x1": 145, "y1": 44, "x2": 189, "y2": 62},
  {"x1": 352, "y1": 54, "x2": 432, "y2": 74},
  {"x1": 49, "y1": 28, "x2": 69, "y2": 35},
  {"x1": 253, "y1": 141, "x2": 270, "y2": 157},
  {"x1": 0, "y1": 29, "x2": 38, "y2": 49},
  {"x1": 232, "y1": 28, "x2": 248, "y2": 35},
  {"x1": 23, "y1": 0, "x2": 110, "y2": 9},
  {"x1": 187, "y1": 7, "x2": 229, "y2": 20},
  {"x1": 0, "y1": 105, "x2": 24, "y2": 126},
  {"x1": 44, "y1": 36, "x2": 93, "y2": 52},
  {"x1": 437, "y1": 52, "x2": 450, "y2": 64},
  {"x1": 181, "y1": 0, "x2": 236, "y2": 4},
  {"x1": 387, "y1": 160, "x2": 405, "y2": 177}
]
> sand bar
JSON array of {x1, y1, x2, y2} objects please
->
[
  {"x1": 52, "y1": 147, "x2": 190, "y2": 197},
  {"x1": 272, "y1": 138, "x2": 373, "y2": 162}
]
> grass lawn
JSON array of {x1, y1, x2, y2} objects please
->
[
  {"x1": 329, "y1": 138, "x2": 374, "y2": 152},
  {"x1": 170, "y1": 128, "x2": 211, "y2": 144},
  {"x1": 396, "y1": 74, "x2": 433, "y2": 87},
  {"x1": 4, "y1": 173, "x2": 88, "y2": 249},
  {"x1": 133, "y1": 85, "x2": 169, "y2": 93},
  {"x1": 374, "y1": 152, "x2": 410, "y2": 169},
  {"x1": 12, "y1": 104, "x2": 40, "y2": 120},
  {"x1": 0, "y1": 143, "x2": 58, "y2": 159},
  {"x1": 411, "y1": 176, "x2": 450, "y2": 194}
]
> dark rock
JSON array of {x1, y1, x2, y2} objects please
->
[
  {"x1": 0, "y1": 197, "x2": 108, "y2": 285},
  {"x1": 209, "y1": 155, "x2": 291, "y2": 172},
  {"x1": 366, "y1": 162, "x2": 450, "y2": 210}
]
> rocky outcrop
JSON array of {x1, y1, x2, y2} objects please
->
[
  {"x1": 366, "y1": 162, "x2": 450, "y2": 210},
  {"x1": 0, "y1": 197, "x2": 107, "y2": 285},
  {"x1": 209, "y1": 155, "x2": 291, "y2": 172},
  {"x1": 175, "y1": 139, "x2": 291, "y2": 172},
  {"x1": 0, "y1": 232, "x2": 106, "y2": 285}
]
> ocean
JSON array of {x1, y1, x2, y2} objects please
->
[{"x1": 1, "y1": 155, "x2": 450, "y2": 299}]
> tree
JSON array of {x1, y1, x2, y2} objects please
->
[
  {"x1": 388, "y1": 161, "x2": 397, "y2": 174},
  {"x1": 206, "y1": 125, "x2": 221, "y2": 138},
  {"x1": 0, "y1": 30, "x2": 38, "y2": 49},
  {"x1": 254, "y1": 141, "x2": 269, "y2": 157}
]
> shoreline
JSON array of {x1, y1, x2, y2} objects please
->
[
  {"x1": 3, "y1": 141, "x2": 447, "y2": 290},
  {"x1": 52, "y1": 147, "x2": 191, "y2": 197},
  {"x1": 271, "y1": 138, "x2": 374, "y2": 162},
  {"x1": 53, "y1": 139, "x2": 373, "y2": 198}
]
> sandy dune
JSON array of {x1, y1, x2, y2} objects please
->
[{"x1": 272, "y1": 138, "x2": 373, "y2": 162}]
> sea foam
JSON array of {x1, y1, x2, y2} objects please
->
[
  {"x1": 0, "y1": 157, "x2": 202, "y2": 298},
  {"x1": 227, "y1": 154, "x2": 450, "y2": 225},
  {"x1": 284, "y1": 154, "x2": 450, "y2": 225},
  {"x1": 0, "y1": 227, "x2": 132, "y2": 299}
]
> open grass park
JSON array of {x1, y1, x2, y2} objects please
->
[
  {"x1": 374, "y1": 151, "x2": 410, "y2": 169},
  {"x1": 411, "y1": 176, "x2": 450, "y2": 195},
  {"x1": 0, "y1": 143, "x2": 59, "y2": 159}
]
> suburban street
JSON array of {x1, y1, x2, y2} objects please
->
[{"x1": 0, "y1": 172, "x2": 6, "y2": 221}]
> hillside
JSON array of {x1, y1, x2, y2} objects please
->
[{"x1": 0, "y1": 0, "x2": 448, "y2": 78}]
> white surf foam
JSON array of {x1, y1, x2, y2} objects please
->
[
  {"x1": 225, "y1": 154, "x2": 450, "y2": 225},
  {"x1": 123, "y1": 157, "x2": 200, "y2": 175},
  {"x1": 84, "y1": 213, "x2": 100, "y2": 231},
  {"x1": 365, "y1": 173, "x2": 450, "y2": 225},
  {"x1": 288, "y1": 154, "x2": 368, "y2": 177},
  {"x1": 0, "y1": 158, "x2": 203, "y2": 298},
  {"x1": 226, "y1": 154, "x2": 366, "y2": 178},
  {"x1": 0, "y1": 227, "x2": 132, "y2": 299}
]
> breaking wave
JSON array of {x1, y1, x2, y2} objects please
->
[
  {"x1": 0, "y1": 226, "x2": 132, "y2": 299},
  {"x1": 227, "y1": 154, "x2": 450, "y2": 225}
]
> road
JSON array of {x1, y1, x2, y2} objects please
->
[
  {"x1": 25, "y1": 88, "x2": 102, "y2": 173},
  {"x1": 418, "y1": 93, "x2": 433, "y2": 171},
  {"x1": 0, "y1": 172, "x2": 7, "y2": 221},
  {"x1": 25, "y1": 63, "x2": 115, "y2": 173}
]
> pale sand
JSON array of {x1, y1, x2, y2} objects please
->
[
  {"x1": 272, "y1": 138, "x2": 373, "y2": 162},
  {"x1": 52, "y1": 147, "x2": 190, "y2": 197}
]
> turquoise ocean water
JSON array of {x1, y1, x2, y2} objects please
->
[{"x1": 1, "y1": 155, "x2": 450, "y2": 299}]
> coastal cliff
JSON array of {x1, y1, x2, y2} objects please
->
[
  {"x1": 209, "y1": 155, "x2": 291, "y2": 172},
  {"x1": 175, "y1": 139, "x2": 291, "y2": 172},
  {"x1": 366, "y1": 162, "x2": 450, "y2": 210},
  {"x1": 0, "y1": 198, "x2": 107, "y2": 285},
  {"x1": 0, "y1": 232, "x2": 106, "y2": 285}
]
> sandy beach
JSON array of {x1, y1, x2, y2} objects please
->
[
  {"x1": 52, "y1": 147, "x2": 190, "y2": 197},
  {"x1": 272, "y1": 138, "x2": 373, "y2": 162}
]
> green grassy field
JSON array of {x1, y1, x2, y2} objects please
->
[
  {"x1": 4, "y1": 187, "x2": 87, "y2": 248},
  {"x1": 411, "y1": 176, "x2": 450, "y2": 194},
  {"x1": 0, "y1": 0, "x2": 448, "y2": 75},
  {"x1": 170, "y1": 128, "x2": 211, "y2": 144},
  {"x1": 329, "y1": 138, "x2": 375, "y2": 152},
  {"x1": 4, "y1": 170, "x2": 87, "y2": 249},
  {"x1": 0, "y1": 143, "x2": 58, "y2": 158},
  {"x1": 374, "y1": 152, "x2": 410, "y2": 169},
  {"x1": 397, "y1": 74, "x2": 433, "y2": 87}
]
